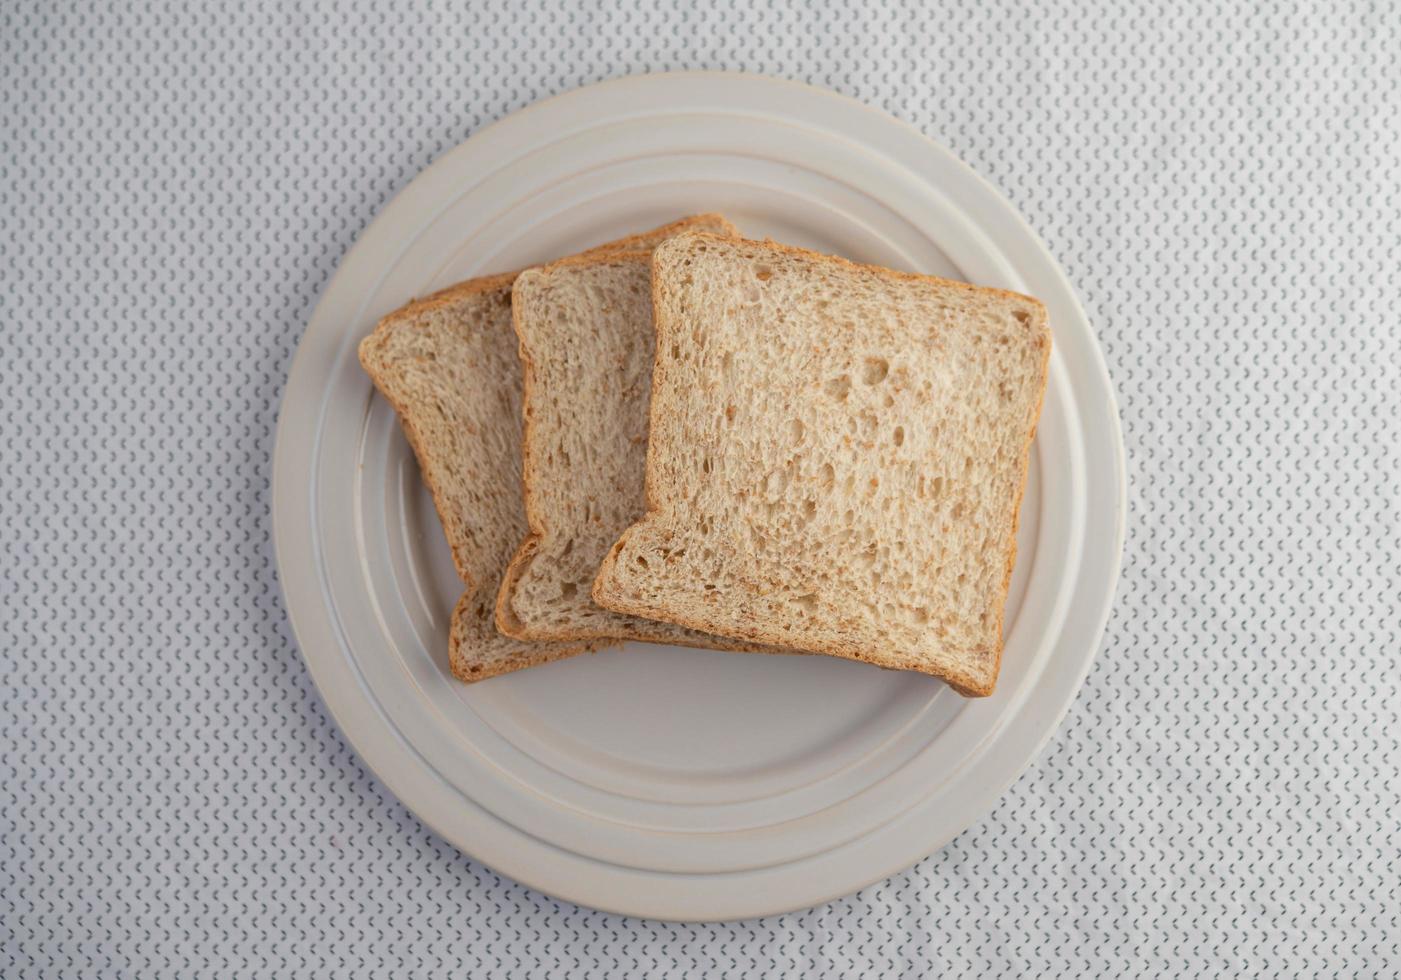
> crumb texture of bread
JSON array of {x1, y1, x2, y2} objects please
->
[
  {"x1": 591, "y1": 233, "x2": 1051, "y2": 696},
  {"x1": 357, "y1": 215, "x2": 734, "y2": 681},
  {"x1": 502, "y1": 250, "x2": 771, "y2": 649}
]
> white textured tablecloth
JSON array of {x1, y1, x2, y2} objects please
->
[{"x1": 3, "y1": 1, "x2": 1399, "y2": 975}]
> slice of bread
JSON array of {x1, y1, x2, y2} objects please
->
[
  {"x1": 592, "y1": 233, "x2": 1051, "y2": 696},
  {"x1": 357, "y1": 215, "x2": 736, "y2": 682},
  {"x1": 499, "y1": 249, "x2": 780, "y2": 650}
]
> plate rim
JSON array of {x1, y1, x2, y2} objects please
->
[{"x1": 272, "y1": 69, "x2": 1127, "y2": 921}]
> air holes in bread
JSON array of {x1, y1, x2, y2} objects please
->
[
  {"x1": 764, "y1": 468, "x2": 788, "y2": 498},
  {"x1": 825, "y1": 374, "x2": 851, "y2": 400},
  {"x1": 862, "y1": 357, "x2": 889, "y2": 385}
]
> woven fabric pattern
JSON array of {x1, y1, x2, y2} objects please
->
[{"x1": 3, "y1": 0, "x2": 1398, "y2": 975}]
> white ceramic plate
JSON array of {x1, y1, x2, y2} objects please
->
[{"x1": 272, "y1": 72, "x2": 1125, "y2": 921}]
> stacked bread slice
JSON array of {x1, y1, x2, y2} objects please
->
[
  {"x1": 357, "y1": 215, "x2": 736, "y2": 681},
  {"x1": 498, "y1": 249, "x2": 791, "y2": 655},
  {"x1": 362, "y1": 217, "x2": 1049, "y2": 696}
]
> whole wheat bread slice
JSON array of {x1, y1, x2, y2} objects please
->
[
  {"x1": 357, "y1": 214, "x2": 736, "y2": 682},
  {"x1": 498, "y1": 248, "x2": 783, "y2": 651},
  {"x1": 591, "y1": 233, "x2": 1051, "y2": 696}
]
